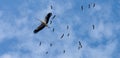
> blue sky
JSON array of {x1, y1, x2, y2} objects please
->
[{"x1": 0, "y1": 0, "x2": 120, "y2": 58}]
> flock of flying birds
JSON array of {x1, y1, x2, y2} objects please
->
[
  {"x1": 33, "y1": 3, "x2": 96, "y2": 54},
  {"x1": 81, "y1": 3, "x2": 96, "y2": 11}
]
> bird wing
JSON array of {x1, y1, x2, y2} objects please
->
[
  {"x1": 45, "y1": 13, "x2": 52, "y2": 24},
  {"x1": 33, "y1": 23, "x2": 45, "y2": 33}
]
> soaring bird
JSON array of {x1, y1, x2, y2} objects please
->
[
  {"x1": 52, "y1": 28, "x2": 55, "y2": 32},
  {"x1": 33, "y1": 12, "x2": 52, "y2": 33},
  {"x1": 50, "y1": 43, "x2": 52, "y2": 47},
  {"x1": 60, "y1": 34, "x2": 64, "y2": 39},
  {"x1": 88, "y1": 4, "x2": 90, "y2": 8},
  {"x1": 93, "y1": 3, "x2": 95, "y2": 7},
  {"x1": 39, "y1": 41, "x2": 41, "y2": 46},
  {"x1": 51, "y1": 5, "x2": 53, "y2": 9},
  {"x1": 46, "y1": 51, "x2": 48, "y2": 54},
  {"x1": 52, "y1": 15, "x2": 56, "y2": 20},
  {"x1": 92, "y1": 24, "x2": 95, "y2": 30},
  {"x1": 50, "y1": 20, "x2": 52, "y2": 24},
  {"x1": 81, "y1": 5, "x2": 83, "y2": 11},
  {"x1": 67, "y1": 25, "x2": 69, "y2": 30},
  {"x1": 63, "y1": 50, "x2": 65, "y2": 53},
  {"x1": 67, "y1": 33, "x2": 70, "y2": 37},
  {"x1": 79, "y1": 41, "x2": 82, "y2": 48}
]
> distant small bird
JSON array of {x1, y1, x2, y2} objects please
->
[
  {"x1": 67, "y1": 33, "x2": 70, "y2": 37},
  {"x1": 33, "y1": 12, "x2": 52, "y2": 33},
  {"x1": 63, "y1": 50, "x2": 65, "y2": 53},
  {"x1": 79, "y1": 41, "x2": 82, "y2": 48},
  {"x1": 51, "y1": 5, "x2": 53, "y2": 9},
  {"x1": 39, "y1": 41, "x2": 41, "y2": 46},
  {"x1": 46, "y1": 51, "x2": 48, "y2": 54},
  {"x1": 60, "y1": 34, "x2": 64, "y2": 39},
  {"x1": 67, "y1": 25, "x2": 69, "y2": 30},
  {"x1": 50, "y1": 43, "x2": 52, "y2": 47},
  {"x1": 93, "y1": 3, "x2": 95, "y2": 7},
  {"x1": 52, "y1": 28, "x2": 55, "y2": 32},
  {"x1": 52, "y1": 15, "x2": 56, "y2": 20},
  {"x1": 88, "y1": 4, "x2": 90, "y2": 8},
  {"x1": 92, "y1": 24, "x2": 95, "y2": 30},
  {"x1": 81, "y1": 6, "x2": 83, "y2": 11},
  {"x1": 50, "y1": 21, "x2": 52, "y2": 24}
]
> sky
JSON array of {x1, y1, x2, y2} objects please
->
[{"x1": 0, "y1": 0, "x2": 120, "y2": 58}]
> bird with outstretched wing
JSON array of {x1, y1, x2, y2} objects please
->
[{"x1": 33, "y1": 12, "x2": 52, "y2": 33}]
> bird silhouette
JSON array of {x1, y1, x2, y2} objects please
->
[
  {"x1": 81, "y1": 6, "x2": 83, "y2": 11},
  {"x1": 67, "y1": 25, "x2": 69, "y2": 30},
  {"x1": 50, "y1": 43, "x2": 52, "y2": 47},
  {"x1": 52, "y1": 15, "x2": 56, "y2": 20},
  {"x1": 93, "y1": 3, "x2": 95, "y2": 7},
  {"x1": 33, "y1": 12, "x2": 52, "y2": 33},
  {"x1": 46, "y1": 51, "x2": 48, "y2": 54},
  {"x1": 88, "y1": 4, "x2": 90, "y2": 8},
  {"x1": 39, "y1": 41, "x2": 41, "y2": 46},
  {"x1": 63, "y1": 50, "x2": 65, "y2": 53},
  {"x1": 51, "y1": 5, "x2": 53, "y2": 9},
  {"x1": 50, "y1": 20, "x2": 52, "y2": 24},
  {"x1": 67, "y1": 33, "x2": 70, "y2": 37},
  {"x1": 60, "y1": 34, "x2": 64, "y2": 39},
  {"x1": 52, "y1": 28, "x2": 55, "y2": 32},
  {"x1": 92, "y1": 24, "x2": 95, "y2": 30},
  {"x1": 79, "y1": 41, "x2": 82, "y2": 48}
]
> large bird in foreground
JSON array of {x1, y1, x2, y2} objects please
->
[{"x1": 33, "y1": 12, "x2": 52, "y2": 33}]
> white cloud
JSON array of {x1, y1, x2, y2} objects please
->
[
  {"x1": 0, "y1": 53, "x2": 19, "y2": 58},
  {"x1": 0, "y1": 54, "x2": 11, "y2": 58}
]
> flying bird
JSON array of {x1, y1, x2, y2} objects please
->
[
  {"x1": 67, "y1": 33, "x2": 70, "y2": 37},
  {"x1": 88, "y1": 4, "x2": 90, "y2": 8},
  {"x1": 63, "y1": 50, "x2": 65, "y2": 53},
  {"x1": 79, "y1": 41, "x2": 82, "y2": 46},
  {"x1": 81, "y1": 5, "x2": 83, "y2": 11},
  {"x1": 33, "y1": 12, "x2": 52, "y2": 33},
  {"x1": 50, "y1": 20, "x2": 52, "y2": 24},
  {"x1": 52, "y1": 28, "x2": 55, "y2": 32},
  {"x1": 52, "y1": 15, "x2": 56, "y2": 20},
  {"x1": 60, "y1": 34, "x2": 64, "y2": 39},
  {"x1": 46, "y1": 51, "x2": 48, "y2": 54},
  {"x1": 67, "y1": 25, "x2": 69, "y2": 30},
  {"x1": 51, "y1": 5, "x2": 53, "y2": 9},
  {"x1": 39, "y1": 41, "x2": 41, "y2": 46},
  {"x1": 79, "y1": 41, "x2": 82, "y2": 48},
  {"x1": 92, "y1": 24, "x2": 95, "y2": 30},
  {"x1": 50, "y1": 43, "x2": 52, "y2": 47},
  {"x1": 93, "y1": 3, "x2": 95, "y2": 7}
]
